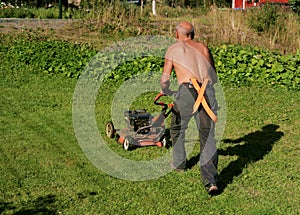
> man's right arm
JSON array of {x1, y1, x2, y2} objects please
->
[{"x1": 160, "y1": 58, "x2": 174, "y2": 95}]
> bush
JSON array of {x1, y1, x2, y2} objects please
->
[
  {"x1": 289, "y1": 0, "x2": 300, "y2": 16},
  {"x1": 0, "y1": 7, "x2": 35, "y2": 18},
  {"x1": 212, "y1": 44, "x2": 300, "y2": 90},
  {"x1": 0, "y1": 35, "x2": 97, "y2": 78},
  {"x1": 247, "y1": 4, "x2": 282, "y2": 32},
  {"x1": 1, "y1": 35, "x2": 299, "y2": 90}
]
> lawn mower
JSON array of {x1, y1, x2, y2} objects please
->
[{"x1": 105, "y1": 93, "x2": 173, "y2": 150}]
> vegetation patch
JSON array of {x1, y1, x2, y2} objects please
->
[
  {"x1": 212, "y1": 45, "x2": 300, "y2": 90},
  {"x1": 3, "y1": 34, "x2": 298, "y2": 90},
  {"x1": 0, "y1": 34, "x2": 97, "y2": 78}
]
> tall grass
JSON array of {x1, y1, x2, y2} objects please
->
[
  {"x1": 0, "y1": 2, "x2": 299, "y2": 53},
  {"x1": 196, "y1": 6, "x2": 300, "y2": 53},
  {"x1": 71, "y1": 3, "x2": 300, "y2": 53}
]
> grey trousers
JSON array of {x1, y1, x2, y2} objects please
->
[{"x1": 170, "y1": 83, "x2": 218, "y2": 186}]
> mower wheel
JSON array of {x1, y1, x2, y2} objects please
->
[
  {"x1": 123, "y1": 136, "x2": 134, "y2": 151},
  {"x1": 105, "y1": 121, "x2": 115, "y2": 138}
]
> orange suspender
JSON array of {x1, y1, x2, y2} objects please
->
[{"x1": 190, "y1": 78, "x2": 218, "y2": 123}]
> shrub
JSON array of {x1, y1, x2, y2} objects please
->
[
  {"x1": 247, "y1": 4, "x2": 282, "y2": 32},
  {"x1": 1, "y1": 35, "x2": 299, "y2": 90},
  {"x1": 289, "y1": 0, "x2": 300, "y2": 16},
  {"x1": 0, "y1": 7, "x2": 35, "y2": 18}
]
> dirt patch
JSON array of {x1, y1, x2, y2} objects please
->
[
  {"x1": 0, "y1": 18, "x2": 124, "y2": 50},
  {"x1": 0, "y1": 18, "x2": 76, "y2": 32}
]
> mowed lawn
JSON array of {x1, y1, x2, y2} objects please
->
[{"x1": 1, "y1": 62, "x2": 300, "y2": 214}]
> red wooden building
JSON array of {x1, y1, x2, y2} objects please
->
[{"x1": 232, "y1": 0, "x2": 289, "y2": 10}]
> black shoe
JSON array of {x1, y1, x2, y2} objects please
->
[{"x1": 206, "y1": 183, "x2": 219, "y2": 196}]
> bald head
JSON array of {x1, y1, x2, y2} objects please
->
[{"x1": 176, "y1": 21, "x2": 194, "y2": 39}]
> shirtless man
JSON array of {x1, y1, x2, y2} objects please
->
[{"x1": 160, "y1": 21, "x2": 219, "y2": 195}]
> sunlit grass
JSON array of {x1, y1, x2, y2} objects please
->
[{"x1": 1, "y1": 56, "x2": 299, "y2": 214}]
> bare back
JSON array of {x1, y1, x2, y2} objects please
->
[{"x1": 164, "y1": 40, "x2": 217, "y2": 84}]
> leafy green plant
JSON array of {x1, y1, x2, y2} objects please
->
[
  {"x1": 34, "y1": 7, "x2": 58, "y2": 19},
  {"x1": 1, "y1": 35, "x2": 299, "y2": 90},
  {"x1": 1, "y1": 35, "x2": 97, "y2": 78},
  {"x1": 107, "y1": 56, "x2": 164, "y2": 81},
  {"x1": 104, "y1": 45, "x2": 300, "y2": 91},
  {"x1": 212, "y1": 45, "x2": 300, "y2": 90},
  {"x1": 0, "y1": 7, "x2": 35, "y2": 18}
]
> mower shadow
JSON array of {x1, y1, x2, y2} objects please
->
[
  {"x1": 0, "y1": 200, "x2": 16, "y2": 214},
  {"x1": 1, "y1": 192, "x2": 99, "y2": 214},
  {"x1": 187, "y1": 124, "x2": 284, "y2": 193},
  {"x1": 1, "y1": 194, "x2": 57, "y2": 215}
]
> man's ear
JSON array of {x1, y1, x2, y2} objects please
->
[{"x1": 190, "y1": 32, "x2": 194, "y2": 40}]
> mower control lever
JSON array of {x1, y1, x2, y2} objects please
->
[
  {"x1": 154, "y1": 93, "x2": 166, "y2": 106},
  {"x1": 154, "y1": 93, "x2": 165, "y2": 102},
  {"x1": 154, "y1": 93, "x2": 174, "y2": 110}
]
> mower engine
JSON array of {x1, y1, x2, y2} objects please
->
[{"x1": 124, "y1": 109, "x2": 152, "y2": 134}]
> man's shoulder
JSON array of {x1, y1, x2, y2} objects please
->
[
  {"x1": 193, "y1": 40, "x2": 209, "y2": 49},
  {"x1": 165, "y1": 42, "x2": 184, "y2": 57},
  {"x1": 192, "y1": 41, "x2": 211, "y2": 56},
  {"x1": 167, "y1": 41, "x2": 183, "y2": 50}
]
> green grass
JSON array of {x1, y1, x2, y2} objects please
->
[{"x1": 1, "y1": 55, "x2": 300, "y2": 214}]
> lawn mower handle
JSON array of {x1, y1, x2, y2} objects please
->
[
  {"x1": 154, "y1": 93, "x2": 167, "y2": 107},
  {"x1": 154, "y1": 93, "x2": 165, "y2": 102},
  {"x1": 154, "y1": 93, "x2": 174, "y2": 109}
]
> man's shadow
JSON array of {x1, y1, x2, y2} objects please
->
[
  {"x1": 218, "y1": 124, "x2": 284, "y2": 193},
  {"x1": 187, "y1": 124, "x2": 284, "y2": 193}
]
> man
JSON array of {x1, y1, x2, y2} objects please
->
[{"x1": 160, "y1": 21, "x2": 219, "y2": 195}]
